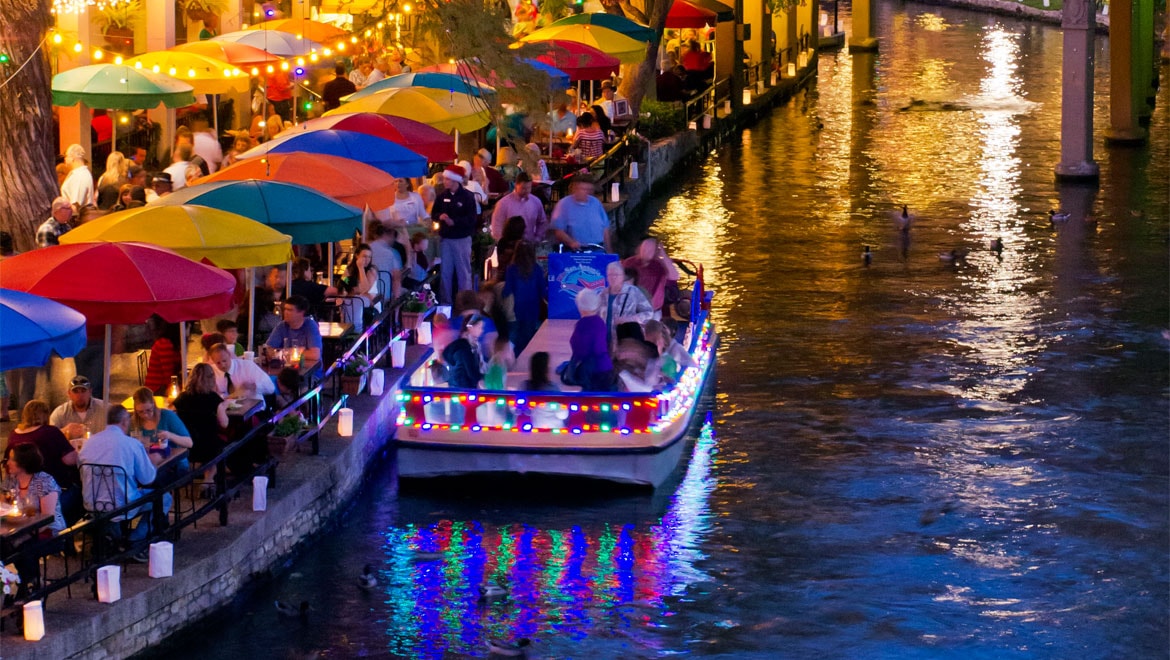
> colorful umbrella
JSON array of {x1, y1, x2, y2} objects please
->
[
  {"x1": 238, "y1": 129, "x2": 429, "y2": 176},
  {"x1": 172, "y1": 40, "x2": 284, "y2": 68},
  {"x1": 124, "y1": 51, "x2": 250, "y2": 95},
  {"x1": 525, "y1": 40, "x2": 621, "y2": 81},
  {"x1": 519, "y1": 58, "x2": 572, "y2": 89},
  {"x1": 213, "y1": 30, "x2": 323, "y2": 58},
  {"x1": 521, "y1": 24, "x2": 649, "y2": 63},
  {"x1": 51, "y1": 64, "x2": 196, "y2": 109},
  {"x1": 152, "y1": 180, "x2": 363, "y2": 245},
  {"x1": 0, "y1": 242, "x2": 237, "y2": 399},
  {"x1": 347, "y1": 72, "x2": 495, "y2": 102},
  {"x1": 0, "y1": 289, "x2": 88, "y2": 370},
  {"x1": 666, "y1": 0, "x2": 718, "y2": 29},
  {"x1": 248, "y1": 18, "x2": 348, "y2": 45},
  {"x1": 201, "y1": 152, "x2": 397, "y2": 212},
  {"x1": 329, "y1": 86, "x2": 492, "y2": 134},
  {"x1": 418, "y1": 59, "x2": 569, "y2": 90},
  {"x1": 59, "y1": 205, "x2": 293, "y2": 269},
  {"x1": 549, "y1": 13, "x2": 656, "y2": 42},
  {"x1": 295, "y1": 113, "x2": 456, "y2": 163}
]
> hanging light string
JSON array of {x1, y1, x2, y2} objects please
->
[{"x1": 0, "y1": 35, "x2": 49, "y2": 91}]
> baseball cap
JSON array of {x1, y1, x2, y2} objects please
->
[{"x1": 69, "y1": 375, "x2": 92, "y2": 391}]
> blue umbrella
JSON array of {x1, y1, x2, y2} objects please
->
[
  {"x1": 153, "y1": 180, "x2": 363, "y2": 245},
  {"x1": 519, "y1": 59, "x2": 571, "y2": 90},
  {"x1": 238, "y1": 129, "x2": 429, "y2": 177},
  {"x1": 0, "y1": 288, "x2": 88, "y2": 370},
  {"x1": 346, "y1": 71, "x2": 496, "y2": 104}
]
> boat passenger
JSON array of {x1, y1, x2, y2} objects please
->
[
  {"x1": 502, "y1": 241, "x2": 545, "y2": 355},
  {"x1": 602, "y1": 261, "x2": 654, "y2": 329},
  {"x1": 622, "y1": 237, "x2": 680, "y2": 314},
  {"x1": 522, "y1": 352, "x2": 559, "y2": 392},
  {"x1": 442, "y1": 313, "x2": 487, "y2": 389},
  {"x1": 568, "y1": 289, "x2": 613, "y2": 391},
  {"x1": 644, "y1": 319, "x2": 696, "y2": 387}
]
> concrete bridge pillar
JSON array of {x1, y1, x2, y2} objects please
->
[
  {"x1": 848, "y1": 0, "x2": 878, "y2": 52},
  {"x1": 1105, "y1": 0, "x2": 1147, "y2": 144},
  {"x1": 1055, "y1": 0, "x2": 1099, "y2": 181}
]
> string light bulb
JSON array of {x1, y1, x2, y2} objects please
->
[
  {"x1": 73, "y1": 42, "x2": 82, "y2": 53},
  {"x1": 114, "y1": 55, "x2": 123, "y2": 65},
  {"x1": 52, "y1": 33, "x2": 62, "y2": 45},
  {"x1": 92, "y1": 48, "x2": 103, "y2": 60}
]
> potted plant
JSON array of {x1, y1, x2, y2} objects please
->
[
  {"x1": 177, "y1": 0, "x2": 228, "y2": 24},
  {"x1": 268, "y1": 412, "x2": 309, "y2": 456},
  {"x1": 400, "y1": 286, "x2": 435, "y2": 331},
  {"x1": 341, "y1": 354, "x2": 371, "y2": 396},
  {"x1": 95, "y1": 0, "x2": 143, "y2": 54}
]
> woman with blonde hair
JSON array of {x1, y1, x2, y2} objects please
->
[
  {"x1": 97, "y1": 151, "x2": 129, "y2": 189},
  {"x1": 129, "y1": 386, "x2": 194, "y2": 459}
]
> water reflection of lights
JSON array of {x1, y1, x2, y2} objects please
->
[
  {"x1": 378, "y1": 420, "x2": 719, "y2": 657},
  {"x1": 655, "y1": 163, "x2": 734, "y2": 309},
  {"x1": 914, "y1": 13, "x2": 952, "y2": 31},
  {"x1": 952, "y1": 26, "x2": 1046, "y2": 402}
]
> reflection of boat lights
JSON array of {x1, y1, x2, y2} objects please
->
[{"x1": 654, "y1": 418, "x2": 717, "y2": 594}]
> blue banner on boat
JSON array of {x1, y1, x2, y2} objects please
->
[{"x1": 547, "y1": 252, "x2": 618, "y2": 319}]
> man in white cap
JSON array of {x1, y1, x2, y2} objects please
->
[
  {"x1": 50, "y1": 375, "x2": 109, "y2": 441},
  {"x1": 430, "y1": 164, "x2": 478, "y2": 304},
  {"x1": 60, "y1": 143, "x2": 94, "y2": 209}
]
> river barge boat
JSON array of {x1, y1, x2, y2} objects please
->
[{"x1": 394, "y1": 253, "x2": 716, "y2": 487}]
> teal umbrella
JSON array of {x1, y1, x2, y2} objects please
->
[
  {"x1": 153, "y1": 180, "x2": 363, "y2": 245},
  {"x1": 347, "y1": 72, "x2": 496, "y2": 103},
  {"x1": 51, "y1": 64, "x2": 196, "y2": 110},
  {"x1": 549, "y1": 13, "x2": 656, "y2": 43}
]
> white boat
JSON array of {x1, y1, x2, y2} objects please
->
[{"x1": 393, "y1": 258, "x2": 716, "y2": 488}]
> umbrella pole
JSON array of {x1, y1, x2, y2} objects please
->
[
  {"x1": 248, "y1": 267, "x2": 256, "y2": 352},
  {"x1": 103, "y1": 324, "x2": 112, "y2": 405},
  {"x1": 454, "y1": 129, "x2": 459, "y2": 158},
  {"x1": 285, "y1": 261, "x2": 292, "y2": 299},
  {"x1": 328, "y1": 243, "x2": 334, "y2": 288},
  {"x1": 179, "y1": 321, "x2": 188, "y2": 386}
]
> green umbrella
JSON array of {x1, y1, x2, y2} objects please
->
[
  {"x1": 549, "y1": 13, "x2": 656, "y2": 43},
  {"x1": 52, "y1": 64, "x2": 196, "y2": 110}
]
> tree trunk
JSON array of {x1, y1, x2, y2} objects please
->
[
  {"x1": 615, "y1": 0, "x2": 672, "y2": 115},
  {"x1": 0, "y1": 0, "x2": 58, "y2": 254}
]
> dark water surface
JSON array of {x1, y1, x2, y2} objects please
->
[{"x1": 154, "y1": 3, "x2": 1169, "y2": 658}]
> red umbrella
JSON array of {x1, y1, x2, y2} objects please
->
[
  {"x1": 294, "y1": 112, "x2": 457, "y2": 163},
  {"x1": 0, "y1": 242, "x2": 235, "y2": 323},
  {"x1": 526, "y1": 40, "x2": 621, "y2": 81},
  {"x1": 0, "y1": 242, "x2": 237, "y2": 399},
  {"x1": 666, "y1": 0, "x2": 717, "y2": 29}
]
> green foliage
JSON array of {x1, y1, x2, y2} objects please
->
[
  {"x1": 636, "y1": 98, "x2": 685, "y2": 140},
  {"x1": 95, "y1": 0, "x2": 144, "y2": 30},
  {"x1": 271, "y1": 412, "x2": 309, "y2": 438},
  {"x1": 343, "y1": 354, "x2": 371, "y2": 377}
]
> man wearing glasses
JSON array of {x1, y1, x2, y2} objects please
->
[{"x1": 266, "y1": 295, "x2": 323, "y2": 377}]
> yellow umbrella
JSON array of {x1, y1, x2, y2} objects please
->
[
  {"x1": 124, "y1": 51, "x2": 250, "y2": 95},
  {"x1": 59, "y1": 204, "x2": 292, "y2": 269},
  {"x1": 249, "y1": 18, "x2": 348, "y2": 45},
  {"x1": 328, "y1": 86, "x2": 492, "y2": 135},
  {"x1": 521, "y1": 24, "x2": 648, "y2": 64}
]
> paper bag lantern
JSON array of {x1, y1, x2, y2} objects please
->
[
  {"x1": 253, "y1": 476, "x2": 268, "y2": 511},
  {"x1": 23, "y1": 601, "x2": 44, "y2": 641},
  {"x1": 149, "y1": 542, "x2": 173, "y2": 578},
  {"x1": 369, "y1": 369, "x2": 385, "y2": 396},
  {"x1": 338, "y1": 407, "x2": 354, "y2": 436},
  {"x1": 97, "y1": 565, "x2": 121, "y2": 602},
  {"x1": 391, "y1": 340, "x2": 407, "y2": 368},
  {"x1": 417, "y1": 322, "x2": 432, "y2": 345}
]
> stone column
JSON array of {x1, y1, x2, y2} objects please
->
[
  {"x1": 848, "y1": 0, "x2": 878, "y2": 52},
  {"x1": 145, "y1": 0, "x2": 177, "y2": 166},
  {"x1": 786, "y1": 6, "x2": 798, "y2": 70},
  {"x1": 742, "y1": 0, "x2": 767, "y2": 69},
  {"x1": 1055, "y1": 0, "x2": 1099, "y2": 180},
  {"x1": 1134, "y1": 0, "x2": 1154, "y2": 121},
  {"x1": 55, "y1": 12, "x2": 96, "y2": 158},
  {"x1": 1105, "y1": 0, "x2": 1146, "y2": 144}
]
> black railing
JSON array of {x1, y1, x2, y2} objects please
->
[{"x1": 0, "y1": 272, "x2": 438, "y2": 621}]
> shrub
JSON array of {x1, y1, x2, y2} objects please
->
[{"x1": 636, "y1": 99, "x2": 686, "y2": 141}]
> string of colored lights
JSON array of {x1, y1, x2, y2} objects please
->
[{"x1": 395, "y1": 314, "x2": 716, "y2": 436}]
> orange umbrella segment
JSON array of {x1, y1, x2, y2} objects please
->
[{"x1": 198, "y1": 152, "x2": 397, "y2": 212}]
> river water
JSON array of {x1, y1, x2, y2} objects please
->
[{"x1": 152, "y1": 3, "x2": 1169, "y2": 658}]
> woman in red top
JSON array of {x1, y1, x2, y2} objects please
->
[{"x1": 144, "y1": 314, "x2": 184, "y2": 395}]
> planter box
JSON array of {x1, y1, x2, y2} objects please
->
[
  {"x1": 341, "y1": 373, "x2": 367, "y2": 396},
  {"x1": 400, "y1": 310, "x2": 423, "y2": 330},
  {"x1": 267, "y1": 434, "x2": 294, "y2": 456}
]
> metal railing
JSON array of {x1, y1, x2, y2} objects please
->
[
  {"x1": 682, "y1": 77, "x2": 731, "y2": 126},
  {"x1": 0, "y1": 272, "x2": 438, "y2": 619}
]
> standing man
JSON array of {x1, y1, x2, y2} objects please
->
[
  {"x1": 550, "y1": 175, "x2": 611, "y2": 252},
  {"x1": 36, "y1": 197, "x2": 74, "y2": 248},
  {"x1": 265, "y1": 69, "x2": 294, "y2": 122},
  {"x1": 50, "y1": 375, "x2": 110, "y2": 441},
  {"x1": 490, "y1": 172, "x2": 547, "y2": 243},
  {"x1": 322, "y1": 62, "x2": 357, "y2": 111},
  {"x1": 431, "y1": 164, "x2": 478, "y2": 304},
  {"x1": 60, "y1": 143, "x2": 94, "y2": 210}
]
